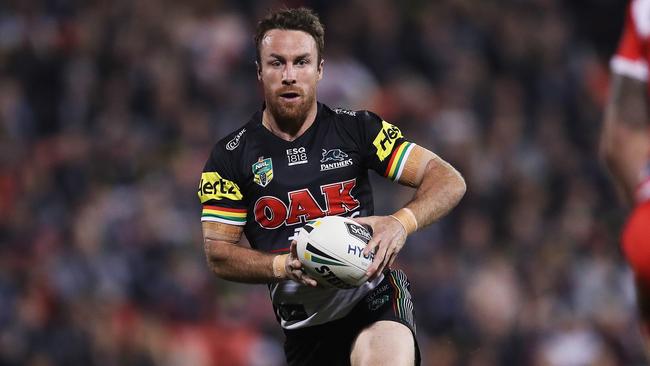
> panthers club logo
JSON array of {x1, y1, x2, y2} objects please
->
[
  {"x1": 320, "y1": 149, "x2": 353, "y2": 171},
  {"x1": 252, "y1": 157, "x2": 273, "y2": 187}
]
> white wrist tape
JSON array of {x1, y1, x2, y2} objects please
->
[{"x1": 390, "y1": 207, "x2": 418, "y2": 235}]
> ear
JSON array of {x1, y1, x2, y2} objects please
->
[
  {"x1": 317, "y1": 58, "x2": 324, "y2": 81},
  {"x1": 255, "y1": 61, "x2": 262, "y2": 81}
]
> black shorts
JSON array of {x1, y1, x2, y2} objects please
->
[{"x1": 283, "y1": 269, "x2": 421, "y2": 366}]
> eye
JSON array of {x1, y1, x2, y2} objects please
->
[
  {"x1": 270, "y1": 60, "x2": 282, "y2": 67},
  {"x1": 296, "y1": 59, "x2": 309, "y2": 66}
]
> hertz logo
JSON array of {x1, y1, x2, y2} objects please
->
[
  {"x1": 198, "y1": 172, "x2": 243, "y2": 203},
  {"x1": 372, "y1": 121, "x2": 403, "y2": 161}
]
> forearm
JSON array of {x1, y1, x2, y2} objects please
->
[
  {"x1": 202, "y1": 220, "x2": 282, "y2": 283},
  {"x1": 601, "y1": 127, "x2": 649, "y2": 203},
  {"x1": 357, "y1": 153, "x2": 465, "y2": 276},
  {"x1": 601, "y1": 111, "x2": 649, "y2": 203},
  {"x1": 204, "y1": 239, "x2": 278, "y2": 283},
  {"x1": 600, "y1": 74, "x2": 650, "y2": 204},
  {"x1": 404, "y1": 156, "x2": 466, "y2": 229}
]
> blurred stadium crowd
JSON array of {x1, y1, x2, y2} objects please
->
[{"x1": 0, "y1": 0, "x2": 644, "y2": 365}]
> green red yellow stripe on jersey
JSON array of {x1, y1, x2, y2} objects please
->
[
  {"x1": 388, "y1": 270, "x2": 416, "y2": 331},
  {"x1": 201, "y1": 205, "x2": 247, "y2": 225},
  {"x1": 384, "y1": 142, "x2": 415, "y2": 181}
]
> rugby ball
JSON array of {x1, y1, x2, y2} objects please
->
[{"x1": 295, "y1": 216, "x2": 374, "y2": 289}]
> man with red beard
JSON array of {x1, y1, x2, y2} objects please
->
[
  {"x1": 601, "y1": 0, "x2": 650, "y2": 349},
  {"x1": 197, "y1": 8, "x2": 466, "y2": 365}
]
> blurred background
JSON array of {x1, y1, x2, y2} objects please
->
[{"x1": 0, "y1": 0, "x2": 643, "y2": 365}]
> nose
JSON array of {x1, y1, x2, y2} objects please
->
[{"x1": 282, "y1": 64, "x2": 296, "y2": 85}]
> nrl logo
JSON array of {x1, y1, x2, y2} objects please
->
[
  {"x1": 252, "y1": 157, "x2": 273, "y2": 187},
  {"x1": 226, "y1": 128, "x2": 246, "y2": 151}
]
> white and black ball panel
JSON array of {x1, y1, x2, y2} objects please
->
[{"x1": 295, "y1": 216, "x2": 374, "y2": 289}]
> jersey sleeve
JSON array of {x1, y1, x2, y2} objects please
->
[
  {"x1": 611, "y1": 0, "x2": 650, "y2": 81},
  {"x1": 197, "y1": 144, "x2": 247, "y2": 226},
  {"x1": 356, "y1": 111, "x2": 416, "y2": 181}
]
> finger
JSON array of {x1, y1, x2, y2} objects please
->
[
  {"x1": 289, "y1": 242, "x2": 302, "y2": 268},
  {"x1": 351, "y1": 216, "x2": 372, "y2": 225},
  {"x1": 366, "y1": 241, "x2": 388, "y2": 279},
  {"x1": 372, "y1": 260, "x2": 388, "y2": 281},
  {"x1": 373, "y1": 243, "x2": 392, "y2": 280},
  {"x1": 290, "y1": 241, "x2": 298, "y2": 257},
  {"x1": 366, "y1": 265, "x2": 378, "y2": 281},
  {"x1": 386, "y1": 239, "x2": 403, "y2": 269},
  {"x1": 303, "y1": 278, "x2": 317, "y2": 287},
  {"x1": 292, "y1": 268, "x2": 316, "y2": 287},
  {"x1": 387, "y1": 251, "x2": 398, "y2": 268},
  {"x1": 290, "y1": 258, "x2": 303, "y2": 270},
  {"x1": 382, "y1": 249, "x2": 396, "y2": 272},
  {"x1": 289, "y1": 268, "x2": 303, "y2": 282},
  {"x1": 353, "y1": 216, "x2": 376, "y2": 231},
  {"x1": 302, "y1": 273, "x2": 318, "y2": 287},
  {"x1": 363, "y1": 237, "x2": 380, "y2": 256}
]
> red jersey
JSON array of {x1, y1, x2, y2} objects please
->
[
  {"x1": 614, "y1": 1, "x2": 650, "y2": 285},
  {"x1": 612, "y1": 0, "x2": 650, "y2": 203},
  {"x1": 612, "y1": 0, "x2": 650, "y2": 82}
]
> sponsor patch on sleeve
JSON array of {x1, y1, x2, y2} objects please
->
[
  {"x1": 198, "y1": 172, "x2": 243, "y2": 203},
  {"x1": 372, "y1": 120, "x2": 403, "y2": 162}
]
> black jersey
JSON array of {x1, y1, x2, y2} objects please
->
[{"x1": 198, "y1": 103, "x2": 415, "y2": 329}]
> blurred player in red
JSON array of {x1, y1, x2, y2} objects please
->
[{"x1": 602, "y1": 0, "x2": 650, "y2": 344}]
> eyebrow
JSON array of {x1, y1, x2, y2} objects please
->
[{"x1": 268, "y1": 53, "x2": 312, "y2": 61}]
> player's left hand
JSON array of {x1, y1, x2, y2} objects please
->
[
  {"x1": 353, "y1": 215, "x2": 407, "y2": 281},
  {"x1": 286, "y1": 240, "x2": 318, "y2": 287}
]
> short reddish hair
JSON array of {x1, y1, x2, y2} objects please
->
[{"x1": 254, "y1": 7, "x2": 325, "y2": 65}]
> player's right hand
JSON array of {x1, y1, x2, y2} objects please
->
[
  {"x1": 286, "y1": 241, "x2": 318, "y2": 287},
  {"x1": 353, "y1": 215, "x2": 407, "y2": 281}
]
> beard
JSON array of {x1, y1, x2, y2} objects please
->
[{"x1": 265, "y1": 87, "x2": 315, "y2": 132}]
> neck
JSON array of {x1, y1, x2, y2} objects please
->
[{"x1": 262, "y1": 102, "x2": 318, "y2": 142}]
